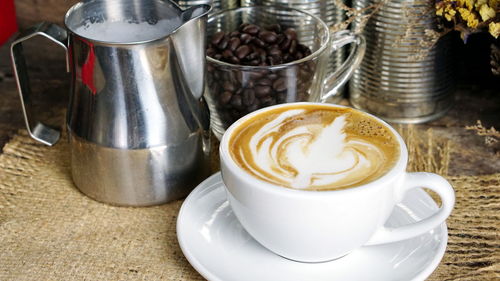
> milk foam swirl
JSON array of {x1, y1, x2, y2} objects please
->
[{"x1": 232, "y1": 108, "x2": 393, "y2": 190}]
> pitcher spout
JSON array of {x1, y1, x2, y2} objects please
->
[
  {"x1": 181, "y1": 4, "x2": 211, "y2": 25},
  {"x1": 171, "y1": 4, "x2": 211, "y2": 100}
]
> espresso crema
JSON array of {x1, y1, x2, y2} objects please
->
[{"x1": 229, "y1": 105, "x2": 400, "y2": 190}]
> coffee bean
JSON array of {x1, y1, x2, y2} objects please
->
[
  {"x1": 289, "y1": 40, "x2": 297, "y2": 55},
  {"x1": 248, "y1": 60, "x2": 260, "y2": 66},
  {"x1": 276, "y1": 34, "x2": 285, "y2": 44},
  {"x1": 279, "y1": 38, "x2": 291, "y2": 51},
  {"x1": 299, "y1": 68, "x2": 310, "y2": 78},
  {"x1": 268, "y1": 73, "x2": 278, "y2": 80},
  {"x1": 251, "y1": 37, "x2": 266, "y2": 48},
  {"x1": 259, "y1": 31, "x2": 278, "y2": 44},
  {"x1": 284, "y1": 28, "x2": 297, "y2": 41},
  {"x1": 222, "y1": 49, "x2": 233, "y2": 59},
  {"x1": 229, "y1": 37, "x2": 241, "y2": 52},
  {"x1": 211, "y1": 31, "x2": 225, "y2": 45},
  {"x1": 277, "y1": 92, "x2": 287, "y2": 103},
  {"x1": 219, "y1": 91, "x2": 232, "y2": 105},
  {"x1": 230, "y1": 94, "x2": 243, "y2": 109},
  {"x1": 239, "y1": 23, "x2": 250, "y2": 31},
  {"x1": 268, "y1": 47, "x2": 282, "y2": 57},
  {"x1": 235, "y1": 72, "x2": 244, "y2": 84},
  {"x1": 228, "y1": 56, "x2": 240, "y2": 64},
  {"x1": 304, "y1": 47, "x2": 312, "y2": 56},
  {"x1": 247, "y1": 103, "x2": 259, "y2": 113},
  {"x1": 257, "y1": 78, "x2": 272, "y2": 86},
  {"x1": 229, "y1": 31, "x2": 240, "y2": 37},
  {"x1": 214, "y1": 53, "x2": 222, "y2": 60},
  {"x1": 256, "y1": 48, "x2": 267, "y2": 62},
  {"x1": 283, "y1": 53, "x2": 292, "y2": 62},
  {"x1": 242, "y1": 89, "x2": 255, "y2": 106},
  {"x1": 255, "y1": 85, "x2": 272, "y2": 97},
  {"x1": 242, "y1": 78, "x2": 254, "y2": 89},
  {"x1": 248, "y1": 71, "x2": 264, "y2": 80},
  {"x1": 217, "y1": 36, "x2": 229, "y2": 50},
  {"x1": 260, "y1": 96, "x2": 276, "y2": 106},
  {"x1": 240, "y1": 33, "x2": 253, "y2": 44},
  {"x1": 246, "y1": 52, "x2": 259, "y2": 61},
  {"x1": 266, "y1": 44, "x2": 278, "y2": 50},
  {"x1": 272, "y1": 78, "x2": 287, "y2": 92},
  {"x1": 235, "y1": 45, "x2": 251, "y2": 60},
  {"x1": 223, "y1": 81, "x2": 235, "y2": 92},
  {"x1": 267, "y1": 56, "x2": 276, "y2": 65},
  {"x1": 206, "y1": 47, "x2": 216, "y2": 57},
  {"x1": 242, "y1": 24, "x2": 260, "y2": 35}
]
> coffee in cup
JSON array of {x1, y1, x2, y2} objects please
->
[
  {"x1": 229, "y1": 104, "x2": 400, "y2": 190},
  {"x1": 220, "y1": 102, "x2": 455, "y2": 262}
]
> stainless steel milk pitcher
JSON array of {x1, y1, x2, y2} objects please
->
[{"x1": 11, "y1": 0, "x2": 212, "y2": 206}]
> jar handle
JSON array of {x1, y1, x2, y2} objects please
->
[
  {"x1": 10, "y1": 22, "x2": 69, "y2": 146},
  {"x1": 321, "y1": 30, "x2": 366, "y2": 102}
]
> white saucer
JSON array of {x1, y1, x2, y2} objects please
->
[{"x1": 177, "y1": 173, "x2": 448, "y2": 281}]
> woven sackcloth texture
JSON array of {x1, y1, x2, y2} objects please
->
[{"x1": 0, "y1": 129, "x2": 499, "y2": 280}]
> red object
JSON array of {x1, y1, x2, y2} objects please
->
[
  {"x1": 81, "y1": 45, "x2": 97, "y2": 95},
  {"x1": 76, "y1": 38, "x2": 97, "y2": 95},
  {"x1": 0, "y1": 0, "x2": 18, "y2": 46}
]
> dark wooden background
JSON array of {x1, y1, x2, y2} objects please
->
[{"x1": 0, "y1": 0, "x2": 499, "y2": 176}]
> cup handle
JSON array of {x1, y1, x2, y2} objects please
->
[
  {"x1": 10, "y1": 22, "x2": 69, "y2": 146},
  {"x1": 320, "y1": 30, "x2": 366, "y2": 102},
  {"x1": 365, "y1": 172, "x2": 455, "y2": 245}
]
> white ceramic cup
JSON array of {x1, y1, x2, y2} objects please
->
[{"x1": 219, "y1": 102, "x2": 455, "y2": 263}]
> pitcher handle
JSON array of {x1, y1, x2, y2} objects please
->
[
  {"x1": 10, "y1": 22, "x2": 69, "y2": 146},
  {"x1": 321, "y1": 30, "x2": 366, "y2": 102}
]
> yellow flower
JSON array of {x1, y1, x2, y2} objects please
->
[
  {"x1": 436, "y1": 2, "x2": 459, "y2": 21},
  {"x1": 465, "y1": 0, "x2": 475, "y2": 10},
  {"x1": 490, "y1": 22, "x2": 500, "y2": 38},
  {"x1": 476, "y1": 0, "x2": 488, "y2": 8},
  {"x1": 459, "y1": 8, "x2": 480, "y2": 28},
  {"x1": 479, "y1": 4, "x2": 496, "y2": 21},
  {"x1": 444, "y1": 6, "x2": 457, "y2": 21}
]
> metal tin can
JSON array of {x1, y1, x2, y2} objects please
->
[
  {"x1": 349, "y1": 0, "x2": 455, "y2": 123},
  {"x1": 175, "y1": 0, "x2": 239, "y2": 12}
]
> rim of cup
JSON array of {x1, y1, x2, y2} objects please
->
[
  {"x1": 219, "y1": 102, "x2": 409, "y2": 197},
  {"x1": 206, "y1": 6, "x2": 331, "y2": 70}
]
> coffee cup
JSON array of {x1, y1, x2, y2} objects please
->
[{"x1": 219, "y1": 102, "x2": 455, "y2": 262}]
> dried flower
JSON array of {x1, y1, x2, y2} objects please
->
[
  {"x1": 435, "y1": 0, "x2": 499, "y2": 39},
  {"x1": 490, "y1": 22, "x2": 500, "y2": 37},
  {"x1": 479, "y1": 4, "x2": 496, "y2": 20},
  {"x1": 466, "y1": 120, "x2": 500, "y2": 149}
]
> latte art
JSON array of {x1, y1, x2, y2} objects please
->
[{"x1": 229, "y1": 105, "x2": 400, "y2": 190}]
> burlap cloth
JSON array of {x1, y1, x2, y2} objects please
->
[{"x1": 0, "y1": 128, "x2": 498, "y2": 280}]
